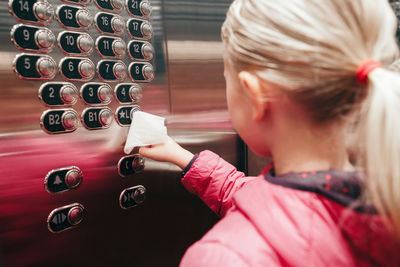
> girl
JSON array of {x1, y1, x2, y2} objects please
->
[{"x1": 139, "y1": 0, "x2": 400, "y2": 265}]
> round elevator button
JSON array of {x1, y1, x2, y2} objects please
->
[
  {"x1": 77, "y1": 34, "x2": 94, "y2": 54},
  {"x1": 35, "y1": 29, "x2": 56, "y2": 51},
  {"x1": 68, "y1": 206, "x2": 83, "y2": 226},
  {"x1": 76, "y1": 9, "x2": 92, "y2": 28},
  {"x1": 37, "y1": 57, "x2": 57, "y2": 79},
  {"x1": 111, "y1": 0, "x2": 124, "y2": 11},
  {"x1": 113, "y1": 62, "x2": 127, "y2": 80},
  {"x1": 129, "y1": 85, "x2": 143, "y2": 103},
  {"x1": 111, "y1": 17, "x2": 124, "y2": 35},
  {"x1": 141, "y1": 22, "x2": 152, "y2": 39},
  {"x1": 99, "y1": 109, "x2": 113, "y2": 127},
  {"x1": 98, "y1": 85, "x2": 113, "y2": 104},
  {"x1": 34, "y1": 2, "x2": 54, "y2": 23},
  {"x1": 62, "y1": 111, "x2": 79, "y2": 130},
  {"x1": 142, "y1": 44, "x2": 154, "y2": 61},
  {"x1": 141, "y1": 2, "x2": 152, "y2": 17},
  {"x1": 60, "y1": 85, "x2": 78, "y2": 105},
  {"x1": 143, "y1": 65, "x2": 154, "y2": 81},
  {"x1": 133, "y1": 187, "x2": 146, "y2": 204},
  {"x1": 112, "y1": 39, "x2": 126, "y2": 58},
  {"x1": 79, "y1": 60, "x2": 95, "y2": 80},
  {"x1": 65, "y1": 169, "x2": 82, "y2": 189}
]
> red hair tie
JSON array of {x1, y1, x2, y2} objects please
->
[{"x1": 356, "y1": 59, "x2": 382, "y2": 85}]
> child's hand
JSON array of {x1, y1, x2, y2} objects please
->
[{"x1": 138, "y1": 137, "x2": 194, "y2": 169}]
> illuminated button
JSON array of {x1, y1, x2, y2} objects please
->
[
  {"x1": 40, "y1": 109, "x2": 79, "y2": 134},
  {"x1": 129, "y1": 62, "x2": 154, "y2": 83},
  {"x1": 128, "y1": 40, "x2": 153, "y2": 61},
  {"x1": 127, "y1": 18, "x2": 152, "y2": 40},
  {"x1": 13, "y1": 54, "x2": 57, "y2": 80},
  {"x1": 44, "y1": 166, "x2": 83, "y2": 194},
  {"x1": 47, "y1": 203, "x2": 85, "y2": 233},
  {"x1": 119, "y1": 185, "x2": 146, "y2": 209},
  {"x1": 81, "y1": 107, "x2": 113, "y2": 130},
  {"x1": 126, "y1": 0, "x2": 152, "y2": 19},
  {"x1": 115, "y1": 105, "x2": 140, "y2": 126},
  {"x1": 80, "y1": 83, "x2": 113, "y2": 105}
]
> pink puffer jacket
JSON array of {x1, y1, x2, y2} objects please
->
[{"x1": 179, "y1": 150, "x2": 400, "y2": 267}]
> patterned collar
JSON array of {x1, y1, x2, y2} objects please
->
[{"x1": 264, "y1": 166, "x2": 377, "y2": 214}]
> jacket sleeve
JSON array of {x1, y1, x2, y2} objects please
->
[{"x1": 181, "y1": 150, "x2": 258, "y2": 217}]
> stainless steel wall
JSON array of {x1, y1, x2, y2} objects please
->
[{"x1": 0, "y1": 0, "x2": 245, "y2": 266}]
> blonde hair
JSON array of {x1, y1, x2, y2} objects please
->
[{"x1": 222, "y1": 0, "x2": 400, "y2": 238}]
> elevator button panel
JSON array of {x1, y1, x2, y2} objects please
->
[
  {"x1": 129, "y1": 62, "x2": 154, "y2": 83},
  {"x1": 60, "y1": 57, "x2": 95, "y2": 81},
  {"x1": 11, "y1": 24, "x2": 55, "y2": 53},
  {"x1": 94, "y1": 0, "x2": 123, "y2": 13},
  {"x1": 128, "y1": 40, "x2": 153, "y2": 61},
  {"x1": 47, "y1": 203, "x2": 84, "y2": 233},
  {"x1": 95, "y1": 12, "x2": 124, "y2": 36},
  {"x1": 80, "y1": 83, "x2": 113, "y2": 105},
  {"x1": 118, "y1": 155, "x2": 144, "y2": 177},
  {"x1": 61, "y1": 0, "x2": 91, "y2": 6},
  {"x1": 9, "y1": 0, "x2": 54, "y2": 25},
  {"x1": 58, "y1": 31, "x2": 94, "y2": 56},
  {"x1": 44, "y1": 166, "x2": 83, "y2": 194},
  {"x1": 81, "y1": 107, "x2": 113, "y2": 129},
  {"x1": 13, "y1": 53, "x2": 57, "y2": 80},
  {"x1": 97, "y1": 60, "x2": 126, "y2": 81},
  {"x1": 126, "y1": 0, "x2": 151, "y2": 19},
  {"x1": 57, "y1": 5, "x2": 92, "y2": 30},
  {"x1": 41, "y1": 109, "x2": 79, "y2": 134},
  {"x1": 115, "y1": 105, "x2": 140, "y2": 126},
  {"x1": 39, "y1": 82, "x2": 78, "y2": 107},
  {"x1": 127, "y1": 18, "x2": 152, "y2": 40},
  {"x1": 96, "y1": 36, "x2": 126, "y2": 58},
  {"x1": 115, "y1": 83, "x2": 142, "y2": 104},
  {"x1": 119, "y1": 185, "x2": 146, "y2": 209}
]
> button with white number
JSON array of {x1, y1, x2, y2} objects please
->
[
  {"x1": 115, "y1": 105, "x2": 140, "y2": 126},
  {"x1": 47, "y1": 203, "x2": 85, "y2": 233},
  {"x1": 58, "y1": 31, "x2": 93, "y2": 56},
  {"x1": 97, "y1": 60, "x2": 126, "y2": 82},
  {"x1": 126, "y1": 0, "x2": 152, "y2": 19},
  {"x1": 96, "y1": 36, "x2": 126, "y2": 58},
  {"x1": 94, "y1": 0, "x2": 124, "y2": 13},
  {"x1": 9, "y1": 0, "x2": 54, "y2": 25},
  {"x1": 80, "y1": 83, "x2": 113, "y2": 105},
  {"x1": 115, "y1": 83, "x2": 142, "y2": 104},
  {"x1": 95, "y1": 13, "x2": 124, "y2": 36},
  {"x1": 57, "y1": 5, "x2": 92, "y2": 31},
  {"x1": 129, "y1": 62, "x2": 154, "y2": 83},
  {"x1": 39, "y1": 82, "x2": 78, "y2": 107},
  {"x1": 60, "y1": 57, "x2": 95, "y2": 81},
  {"x1": 11, "y1": 24, "x2": 55, "y2": 53},
  {"x1": 44, "y1": 166, "x2": 83, "y2": 194},
  {"x1": 81, "y1": 107, "x2": 113, "y2": 130},
  {"x1": 127, "y1": 18, "x2": 152, "y2": 40},
  {"x1": 13, "y1": 53, "x2": 57, "y2": 80},
  {"x1": 128, "y1": 40, "x2": 153, "y2": 61},
  {"x1": 40, "y1": 109, "x2": 79, "y2": 134}
]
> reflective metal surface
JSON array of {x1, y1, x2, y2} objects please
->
[{"x1": 0, "y1": 0, "x2": 250, "y2": 266}]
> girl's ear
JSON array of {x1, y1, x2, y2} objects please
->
[{"x1": 238, "y1": 71, "x2": 268, "y2": 121}]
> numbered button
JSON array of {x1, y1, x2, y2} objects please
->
[
  {"x1": 129, "y1": 62, "x2": 154, "y2": 83},
  {"x1": 115, "y1": 84, "x2": 142, "y2": 104},
  {"x1": 94, "y1": 0, "x2": 124, "y2": 13},
  {"x1": 11, "y1": 24, "x2": 55, "y2": 53},
  {"x1": 81, "y1": 107, "x2": 113, "y2": 130},
  {"x1": 9, "y1": 0, "x2": 54, "y2": 25},
  {"x1": 47, "y1": 203, "x2": 84, "y2": 233},
  {"x1": 128, "y1": 41, "x2": 153, "y2": 61},
  {"x1": 57, "y1": 5, "x2": 92, "y2": 31},
  {"x1": 58, "y1": 31, "x2": 94, "y2": 56},
  {"x1": 80, "y1": 83, "x2": 113, "y2": 105},
  {"x1": 40, "y1": 109, "x2": 79, "y2": 134},
  {"x1": 61, "y1": 0, "x2": 91, "y2": 6},
  {"x1": 44, "y1": 166, "x2": 83, "y2": 194},
  {"x1": 13, "y1": 53, "x2": 57, "y2": 80},
  {"x1": 39, "y1": 82, "x2": 78, "y2": 107},
  {"x1": 115, "y1": 105, "x2": 140, "y2": 126},
  {"x1": 127, "y1": 18, "x2": 152, "y2": 40},
  {"x1": 95, "y1": 12, "x2": 124, "y2": 36},
  {"x1": 96, "y1": 36, "x2": 126, "y2": 58},
  {"x1": 126, "y1": 0, "x2": 151, "y2": 19},
  {"x1": 60, "y1": 57, "x2": 95, "y2": 81},
  {"x1": 97, "y1": 60, "x2": 126, "y2": 82}
]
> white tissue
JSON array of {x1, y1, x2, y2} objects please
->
[{"x1": 124, "y1": 111, "x2": 169, "y2": 154}]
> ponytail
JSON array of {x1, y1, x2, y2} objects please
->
[{"x1": 358, "y1": 68, "x2": 400, "y2": 238}]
